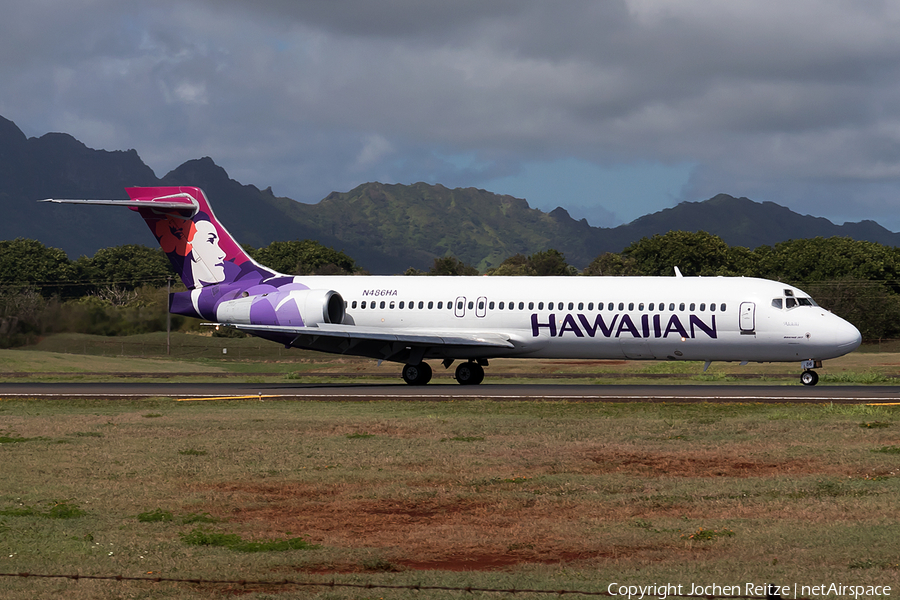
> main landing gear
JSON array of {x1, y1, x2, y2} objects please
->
[
  {"x1": 800, "y1": 359, "x2": 822, "y2": 386},
  {"x1": 401, "y1": 362, "x2": 432, "y2": 385},
  {"x1": 454, "y1": 361, "x2": 485, "y2": 385},
  {"x1": 401, "y1": 359, "x2": 486, "y2": 385}
]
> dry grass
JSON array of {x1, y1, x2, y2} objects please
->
[
  {"x1": 6, "y1": 332, "x2": 900, "y2": 384},
  {"x1": 0, "y1": 399, "x2": 898, "y2": 599}
]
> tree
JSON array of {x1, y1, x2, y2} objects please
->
[
  {"x1": 751, "y1": 237, "x2": 900, "y2": 287},
  {"x1": 487, "y1": 249, "x2": 577, "y2": 276},
  {"x1": 622, "y1": 231, "x2": 751, "y2": 276},
  {"x1": 74, "y1": 245, "x2": 174, "y2": 294},
  {"x1": 583, "y1": 252, "x2": 638, "y2": 276},
  {"x1": 428, "y1": 256, "x2": 479, "y2": 276},
  {"x1": 246, "y1": 240, "x2": 359, "y2": 275},
  {"x1": 0, "y1": 238, "x2": 73, "y2": 294}
]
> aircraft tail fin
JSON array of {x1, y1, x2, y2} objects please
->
[{"x1": 44, "y1": 186, "x2": 277, "y2": 289}]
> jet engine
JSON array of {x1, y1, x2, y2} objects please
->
[{"x1": 216, "y1": 288, "x2": 345, "y2": 327}]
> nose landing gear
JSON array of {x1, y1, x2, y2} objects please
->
[{"x1": 800, "y1": 360, "x2": 822, "y2": 386}]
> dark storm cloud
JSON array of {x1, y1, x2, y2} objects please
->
[{"x1": 2, "y1": 1, "x2": 900, "y2": 226}]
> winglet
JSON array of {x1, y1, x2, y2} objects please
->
[{"x1": 674, "y1": 266, "x2": 683, "y2": 278}]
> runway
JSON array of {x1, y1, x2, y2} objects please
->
[{"x1": 0, "y1": 382, "x2": 898, "y2": 404}]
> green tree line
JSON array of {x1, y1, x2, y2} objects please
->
[
  {"x1": 1, "y1": 231, "x2": 897, "y2": 345},
  {"x1": 0, "y1": 238, "x2": 360, "y2": 347}
]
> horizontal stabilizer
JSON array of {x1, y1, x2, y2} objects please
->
[{"x1": 42, "y1": 192, "x2": 199, "y2": 216}]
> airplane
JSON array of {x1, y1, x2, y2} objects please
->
[{"x1": 44, "y1": 186, "x2": 862, "y2": 386}]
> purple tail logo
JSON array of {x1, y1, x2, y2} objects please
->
[{"x1": 127, "y1": 186, "x2": 275, "y2": 289}]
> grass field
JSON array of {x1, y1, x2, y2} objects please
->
[
  {"x1": 0, "y1": 396, "x2": 898, "y2": 599},
  {"x1": 2, "y1": 332, "x2": 900, "y2": 384}
]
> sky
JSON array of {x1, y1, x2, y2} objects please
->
[{"x1": 3, "y1": 1, "x2": 900, "y2": 229}]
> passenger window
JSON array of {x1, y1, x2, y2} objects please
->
[
  {"x1": 478, "y1": 301, "x2": 484, "y2": 310},
  {"x1": 489, "y1": 301, "x2": 494, "y2": 310},
  {"x1": 638, "y1": 303, "x2": 644, "y2": 311},
  {"x1": 457, "y1": 301, "x2": 463, "y2": 310},
  {"x1": 380, "y1": 301, "x2": 386, "y2": 309},
  {"x1": 420, "y1": 301, "x2": 425, "y2": 309},
  {"x1": 618, "y1": 302, "x2": 624, "y2": 310},
  {"x1": 648, "y1": 303, "x2": 654, "y2": 311},
  {"x1": 628, "y1": 303, "x2": 634, "y2": 311},
  {"x1": 518, "y1": 302, "x2": 524, "y2": 310},
  {"x1": 700, "y1": 303, "x2": 705, "y2": 311},
  {"x1": 398, "y1": 301, "x2": 404, "y2": 309},
  {"x1": 668, "y1": 303, "x2": 674, "y2": 311},
  {"x1": 679, "y1": 303, "x2": 685, "y2": 311},
  {"x1": 437, "y1": 301, "x2": 442, "y2": 309},
  {"x1": 538, "y1": 302, "x2": 544, "y2": 310},
  {"x1": 389, "y1": 301, "x2": 395, "y2": 309},
  {"x1": 352, "y1": 300, "x2": 358, "y2": 309},
  {"x1": 568, "y1": 302, "x2": 574, "y2": 310},
  {"x1": 467, "y1": 301, "x2": 473, "y2": 309},
  {"x1": 772, "y1": 298, "x2": 783, "y2": 309},
  {"x1": 689, "y1": 303, "x2": 695, "y2": 311},
  {"x1": 709, "y1": 303, "x2": 715, "y2": 312},
  {"x1": 428, "y1": 301, "x2": 434, "y2": 309},
  {"x1": 588, "y1": 302, "x2": 594, "y2": 310},
  {"x1": 721, "y1": 303, "x2": 726, "y2": 311},
  {"x1": 499, "y1": 302, "x2": 504, "y2": 309},
  {"x1": 528, "y1": 302, "x2": 534, "y2": 310},
  {"x1": 361, "y1": 301, "x2": 367, "y2": 309}
]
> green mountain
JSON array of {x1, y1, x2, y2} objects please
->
[
  {"x1": 281, "y1": 182, "x2": 601, "y2": 271},
  {"x1": 2, "y1": 115, "x2": 899, "y2": 274}
]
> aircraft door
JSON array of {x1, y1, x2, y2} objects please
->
[
  {"x1": 455, "y1": 296, "x2": 466, "y2": 318},
  {"x1": 475, "y1": 296, "x2": 487, "y2": 318},
  {"x1": 739, "y1": 302, "x2": 756, "y2": 333}
]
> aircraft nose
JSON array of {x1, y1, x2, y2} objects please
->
[{"x1": 835, "y1": 318, "x2": 862, "y2": 352}]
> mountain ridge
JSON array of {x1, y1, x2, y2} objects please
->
[{"x1": 2, "y1": 115, "x2": 898, "y2": 273}]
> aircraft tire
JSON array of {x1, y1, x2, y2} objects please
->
[
  {"x1": 402, "y1": 362, "x2": 433, "y2": 385},
  {"x1": 800, "y1": 370, "x2": 819, "y2": 386},
  {"x1": 455, "y1": 362, "x2": 485, "y2": 385}
]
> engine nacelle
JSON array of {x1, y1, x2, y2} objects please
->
[{"x1": 217, "y1": 288, "x2": 345, "y2": 327}]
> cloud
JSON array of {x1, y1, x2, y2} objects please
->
[{"x1": 3, "y1": 1, "x2": 900, "y2": 227}]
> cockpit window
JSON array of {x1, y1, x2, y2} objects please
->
[{"x1": 773, "y1": 295, "x2": 817, "y2": 310}]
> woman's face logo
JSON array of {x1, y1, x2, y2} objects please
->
[{"x1": 190, "y1": 220, "x2": 227, "y2": 285}]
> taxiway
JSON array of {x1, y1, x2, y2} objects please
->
[{"x1": 0, "y1": 382, "x2": 897, "y2": 404}]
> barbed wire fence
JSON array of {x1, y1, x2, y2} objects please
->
[{"x1": 0, "y1": 572, "x2": 809, "y2": 599}]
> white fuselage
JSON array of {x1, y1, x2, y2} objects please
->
[{"x1": 284, "y1": 275, "x2": 862, "y2": 363}]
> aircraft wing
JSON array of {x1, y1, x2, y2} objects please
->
[{"x1": 205, "y1": 322, "x2": 517, "y2": 362}]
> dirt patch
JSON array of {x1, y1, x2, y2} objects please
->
[
  {"x1": 550, "y1": 360, "x2": 628, "y2": 366},
  {"x1": 394, "y1": 549, "x2": 620, "y2": 571},
  {"x1": 587, "y1": 450, "x2": 837, "y2": 477},
  {"x1": 189, "y1": 484, "x2": 634, "y2": 569}
]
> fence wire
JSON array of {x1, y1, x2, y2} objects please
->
[{"x1": 0, "y1": 572, "x2": 812, "y2": 599}]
